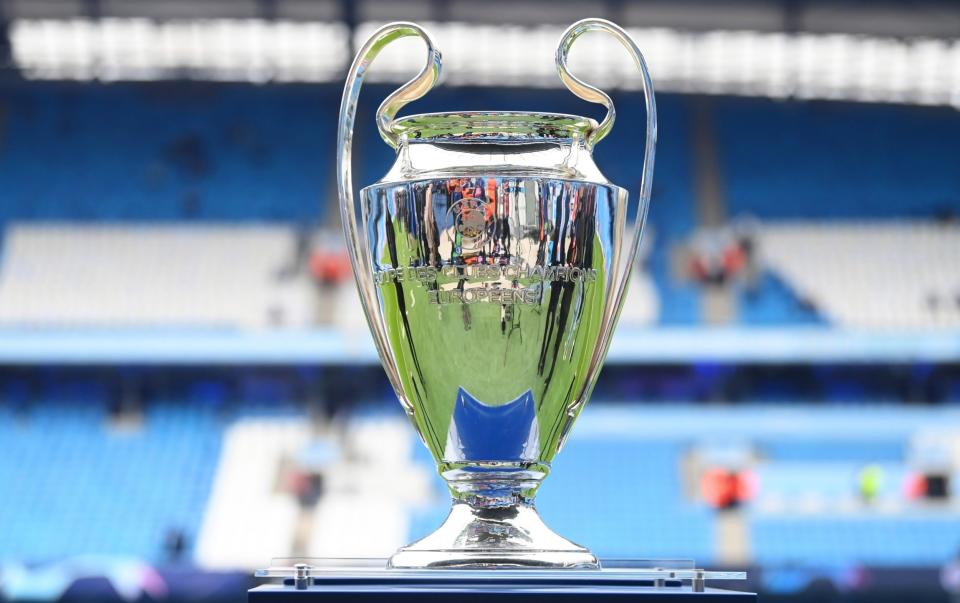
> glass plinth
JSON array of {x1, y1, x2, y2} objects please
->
[{"x1": 252, "y1": 558, "x2": 754, "y2": 602}]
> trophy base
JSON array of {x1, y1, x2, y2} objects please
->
[
  {"x1": 252, "y1": 558, "x2": 753, "y2": 602},
  {"x1": 388, "y1": 501, "x2": 599, "y2": 569}
]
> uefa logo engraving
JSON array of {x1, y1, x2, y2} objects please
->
[{"x1": 447, "y1": 197, "x2": 489, "y2": 250}]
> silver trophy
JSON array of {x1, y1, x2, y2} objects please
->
[{"x1": 338, "y1": 19, "x2": 656, "y2": 569}]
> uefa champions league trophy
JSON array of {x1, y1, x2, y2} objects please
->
[{"x1": 338, "y1": 19, "x2": 656, "y2": 569}]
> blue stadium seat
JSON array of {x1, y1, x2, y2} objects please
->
[
  {"x1": 540, "y1": 438, "x2": 714, "y2": 562},
  {"x1": 0, "y1": 85, "x2": 337, "y2": 225},
  {"x1": 0, "y1": 400, "x2": 221, "y2": 563},
  {"x1": 750, "y1": 514, "x2": 960, "y2": 566},
  {"x1": 738, "y1": 272, "x2": 825, "y2": 325},
  {"x1": 0, "y1": 84, "x2": 705, "y2": 325},
  {"x1": 713, "y1": 98, "x2": 960, "y2": 220}
]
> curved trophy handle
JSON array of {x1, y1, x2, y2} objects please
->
[
  {"x1": 555, "y1": 19, "x2": 657, "y2": 419},
  {"x1": 337, "y1": 23, "x2": 442, "y2": 406}
]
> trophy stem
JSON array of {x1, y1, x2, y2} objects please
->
[{"x1": 440, "y1": 461, "x2": 549, "y2": 507}]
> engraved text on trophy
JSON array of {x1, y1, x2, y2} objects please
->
[{"x1": 373, "y1": 263, "x2": 599, "y2": 305}]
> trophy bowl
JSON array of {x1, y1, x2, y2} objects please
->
[{"x1": 338, "y1": 19, "x2": 656, "y2": 569}]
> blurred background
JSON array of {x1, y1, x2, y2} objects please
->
[{"x1": 0, "y1": 0, "x2": 958, "y2": 601}]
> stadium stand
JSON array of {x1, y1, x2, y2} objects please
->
[
  {"x1": 749, "y1": 515, "x2": 960, "y2": 566},
  {"x1": 622, "y1": 96, "x2": 700, "y2": 325},
  {"x1": 193, "y1": 406, "x2": 435, "y2": 566},
  {"x1": 753, "y1": 462, "x2": 906, "y2": 504},
  {"x1": 0, "y1": 76, "x2": 957, "y2": 590},
  {"x1": 756, "y1": 223, "x2": 960, "y2": 328},
  {"x1": 6, "y1": 85, "x2": 957, "y2": 330},
  {"x1": 0, "y1": 401, "x2": 220, "y2": 563},
  {"x1": 541, "y1": 438, "x2": 715, "y2": 561},
  {"x1": 1, "y1": 386, "x2": 958, "y2": 569},
  {"x1": 0, "y1": 224, "x2": 314, "y2": 328},
  {"x1": 619, "y1": 267, "x2": 660, "y2": 327},
  {"x1": 104, "y1": 405, "x2": 914, "y2": 568},
  {"x1": 713, "y1": 98, "x2": 960, "y2": 221},
  {"x1": 196, "y1": 417, "x2": 308, "y2": 569},
  {"x1": 0, "y1": 85, "x2": 335, "y2": 223},
  {"x1": 307, "y1": 416, "x2": 433, "y2": 557},
  {"x1": 0, "y1": 84, "x2": 695, "y2": 328},
  {"x1": 707, "y1": 98, "x2": 960, "y2": 327},
  {"x1": 0, "y1": 1, "x2": 959, "y2": 600},
  {"x1": 737, "y1": 271, "x2": 825, "y2": 326}
]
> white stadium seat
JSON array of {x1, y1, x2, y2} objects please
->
[
  {"x1": 0, "y1": 224, "x2": 314, "y2": 329},
  {"x1": 759, "y1": 222, "x2": 960, "y2": 329}
]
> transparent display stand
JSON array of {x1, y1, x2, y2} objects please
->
[{"x1": 250, "y1": 558, "x2": 755, "y2": 602}]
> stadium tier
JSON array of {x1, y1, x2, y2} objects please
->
[
  {"x1": 1, "y1": 398, "x2": 958, "y2": 568},
  {"x1": 0, "y1": 2, "x2": 958, "y2": 602},
  {"x1": 0, "y1": 84, "x2": 957, "y2": 330},
  {"x1": 756, "y1": 223, "x2": 960, "y2": 328},
  {"x1": 713, "y1": 98, "x2": 960, "y2": 221},
  {"x1": 0, "y1": 85, "x2": 335, "y2": 223},
  {"x1": 0, "y1": 401, "x2": 220, "y2": 562},
  {"x1": 0, "y1": 224, "x2": 314, "y2": 328},
  {"x1": 0, "y1": 62, "x2": 957, "y2": 603}
]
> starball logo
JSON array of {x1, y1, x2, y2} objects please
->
[{"x1": 447, "y1": 197, "x2": 488, "y2": 250}]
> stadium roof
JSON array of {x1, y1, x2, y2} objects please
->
[
  {"x1": 1, "y1": 0, "x2": 958, "y2": 108},
  {"x1": 3, "y1": 0, "x2": 960, "y2": 38}
]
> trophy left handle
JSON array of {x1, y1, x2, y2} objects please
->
[
  {"x1": 554, "y1": 19, "x2": 658, "y2": 418},
  {"x1": 337, "y1": 23, "x2": 442, "y2": 406}
]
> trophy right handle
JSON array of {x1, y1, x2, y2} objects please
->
[
  {"x1": 337, "y1": 23, "x2": 442, "y2": 406},
  {"x1": 555, "y1": 19, "x2": 658, "y2": 418}
]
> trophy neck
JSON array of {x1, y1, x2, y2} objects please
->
[
  {"x1": 382, "y1": 139, "x2": 610, "y2": 183},
  {"x1": 381, "y1": 111, "x2": 611, "y2": 183}
]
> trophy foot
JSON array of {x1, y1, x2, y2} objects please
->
[{"x1": 388, "y1": 501, "x2": 600, "y2": 569}]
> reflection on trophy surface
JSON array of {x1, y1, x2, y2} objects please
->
[
  {"x1": 339, "y1": 20, "x2": 656, "y2": 569},
  {"x1": 365, "y1": 175, "x2": 623, "y2": 473}
]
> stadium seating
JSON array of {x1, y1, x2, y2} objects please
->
[
  {"x1": 1, "y1": 396, "x2": 958, "y2": 568},
  {"x1": 0, "y1": 224, "x2": 313, "y2": 329},
  {"x1": 620, "y1": 95, "x2": 701, "y2": 325},
  {"x1": 713, "y1": 98, "x2": 960, "y2": 221},
  {"x1": 195, "y1": 417, "x2": 309, "y2": 569},
  {"x1": 759, "y1": 440, "x2": 906, "y2": 463},
  {"x1": 0, "y1": 85, "x2": 336, "y2": 223},
  {"x1": 756, "y1": 222, "x2": 960, "y2": 328},
  {"x1": 737, "y1": 272, "x2": 825, "y2": 326},
  {"x1": 754, "y1": 462, "x2": 906, "y2": 501},
  {"x1": 709, "y1": 98, "x2": 960, "y2": 327},
  {"x1": 1, "y1": 37, "x2": 960, "y2": 603},
  {"x1": 541, "y1": 438, "x2": 715, "y2": 561},
  {"x1": 0, "y1": 401, "x2": 220, "y2": 563},
  {"x1": 3, "y1": 84, "x2": 959, "y2": 329},
  {"x1": 307, "y1": 417, "x2": 434, "y2": 557},
  {"x1": 750, "y1": 515, "x2": 960, "y2": 566},
  {"x1": 0, "y1": 84, "x2": 704, "y2": 327}
]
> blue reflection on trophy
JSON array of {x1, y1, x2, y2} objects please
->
[{"x1": 444, "y1": 388, "x2": 540, "y2": 463}]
